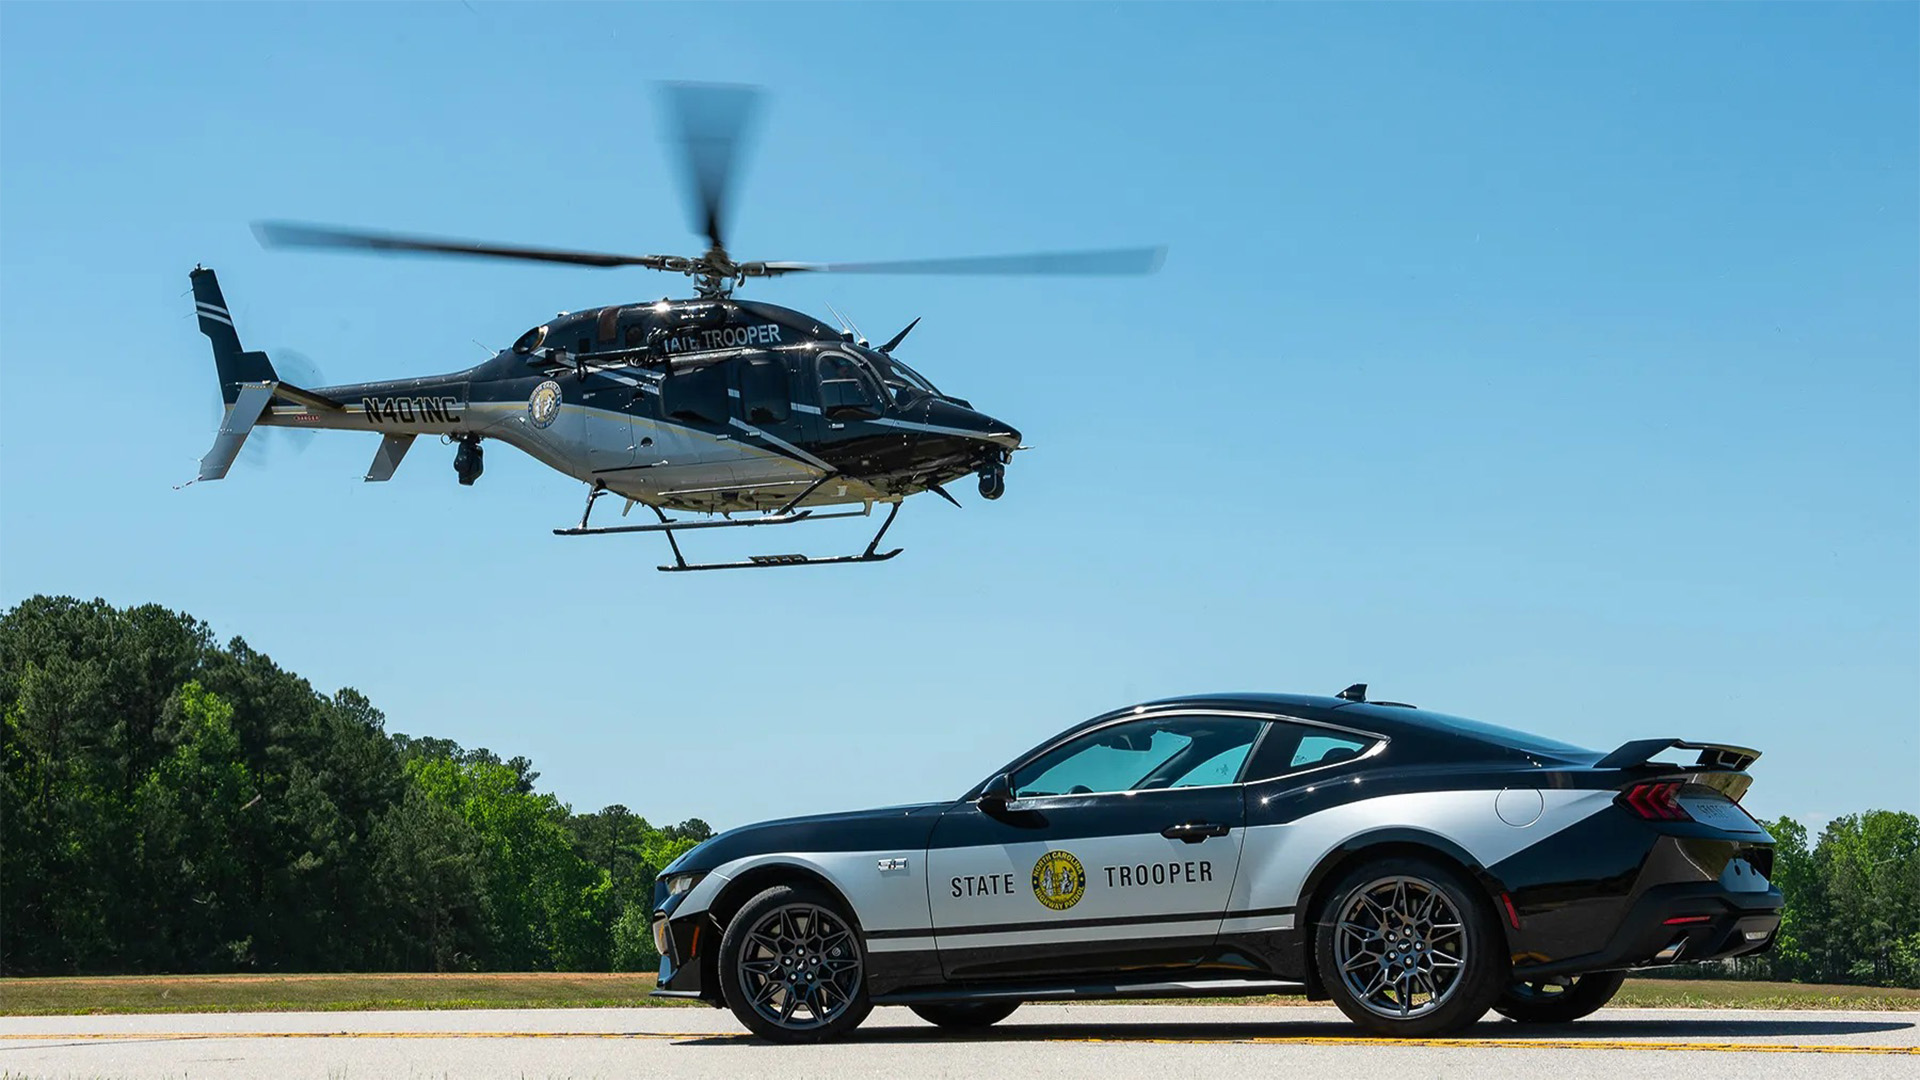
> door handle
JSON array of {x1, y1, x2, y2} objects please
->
[{"x1": 1161, "y1": 820, "x2": 1230, "y2": 843}]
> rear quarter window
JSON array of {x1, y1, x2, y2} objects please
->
[{"x1": 1244, "y1": 721, "x2": 1381, "y2": 782}]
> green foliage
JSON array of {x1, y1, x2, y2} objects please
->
[{"x1": 0, "y1": 596, "x2": 711, "y2": 976}]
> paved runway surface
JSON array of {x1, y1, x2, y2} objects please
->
[{"x1": 4, "y1": 1004, "x2": 1916, "y2": 1079}]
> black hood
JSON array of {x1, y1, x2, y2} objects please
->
[{"x1": 666, "y1": 801, "x2": 951, "y2": 875}]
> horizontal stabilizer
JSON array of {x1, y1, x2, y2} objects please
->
[
  {"x1": 198, "y1": 383, "x2": 276, "y2": 482},
  {"x1": 365, "y1": 433, "x2": 416, "y2": 482}
]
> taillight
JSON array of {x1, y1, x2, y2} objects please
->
[{"x1": 1620, "y1": 782, "x2": 1693, "y2": 821}]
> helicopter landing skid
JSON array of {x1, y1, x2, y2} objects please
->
[
  {"x1": 656, "y1": 501, "x2": 904, "y2": 573},
  {"x1": 552, "y1": 485, "x2": 905, "y2": 572}
]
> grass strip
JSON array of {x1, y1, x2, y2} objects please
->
[{"x1": 2, "y1": 973, "x2": 1915, "y2": 1017}]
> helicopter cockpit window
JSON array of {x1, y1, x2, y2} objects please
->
[
  {"x1": 817, "y1": 353, "x2": 883, "y2": 418},
  {"x1": 512, "y1": 325, "x2": 548, "y2": 356}
]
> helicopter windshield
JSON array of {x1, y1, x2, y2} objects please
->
[{"x1": 882, "y1": 357, "x2": 941, "y2": 397}]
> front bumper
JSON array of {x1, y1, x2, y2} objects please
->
[{"x1": 651, "y1": 905, "x2": 721, "y2": 1001}]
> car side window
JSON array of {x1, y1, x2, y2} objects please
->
[
  {"x1": 1293, "y1": 733, "x2": 1372, "y2": 769},
  {"x1": 1012, "y1": 715, "x2": 1266, "y2": 798},
  {"x1": 1243, "y1": 721, "x2": 1379, "y2": 782}
]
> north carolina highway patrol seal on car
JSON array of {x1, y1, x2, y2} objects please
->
[
  {"x1": 1031, "y1": 849, "x2": 1086, "y2": 910},
  {"x1": 527, "y1": 379, "x2": 562, "y2": 429}
]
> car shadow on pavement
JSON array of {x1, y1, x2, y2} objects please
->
[{"x1": 677, "y1": 1015, "x2": 1913, "y2": 1047}]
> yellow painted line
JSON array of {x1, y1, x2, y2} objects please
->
[{"x1": 1, "y1": 1032, "x2": 1916, "y2": 1054}]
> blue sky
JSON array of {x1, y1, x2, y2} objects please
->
[{"x1": 2, "y1": 3, "x2": 1914, "y2": 831}]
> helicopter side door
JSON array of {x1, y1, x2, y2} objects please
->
[
  {"x1": 732, "y1": 355, "x2": 824, "y2": 495},
  {"x1": 581, "y1": 383, "x2": 637, "y2": 471}
]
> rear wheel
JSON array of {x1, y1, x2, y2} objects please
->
[
  {"x1": 1493, "y1": 971, "x2": 1626, "y2": 1023},
  {"x1": 717, "y1": 884, "x2": 873, "y2": 1043},
  {"x1": 909, "y1": 1001, "x2": 1021, "y2": 1029},
  {"x1": 1313, "y1": 856, "x2": 1506, "y2": 1037}
]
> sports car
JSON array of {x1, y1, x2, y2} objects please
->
[{"x1": 651, "y1": 687, "x2": 1781, "y2": 1041}]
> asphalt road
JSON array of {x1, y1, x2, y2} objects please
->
[{"x1": 3, "y1": 1004, "x2": 1916, "y2": 1079}]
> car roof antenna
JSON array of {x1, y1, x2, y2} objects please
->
[{"x1": 1336, "y1": 683, "x2": 1368, "y2": 703}]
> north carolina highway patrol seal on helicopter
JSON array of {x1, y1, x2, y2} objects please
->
[{"x1": 527, "y1": 379, "x2": 562, "y2": 429}]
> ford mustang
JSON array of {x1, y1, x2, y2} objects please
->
[{"x1": 651, "y1": 688, "x2": 1781, "y2": 1041}]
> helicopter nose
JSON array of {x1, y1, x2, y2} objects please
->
[
  {"x1": 981, "y1": 419, "x2": 1020, "y2": 449},
  {"x1": 926, "y1": 400, "x2": 1018, "y2": 449}
]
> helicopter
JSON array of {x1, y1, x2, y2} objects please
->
[{"x1": 187, "y1": 84, "x2": 1163, "y2": 571}]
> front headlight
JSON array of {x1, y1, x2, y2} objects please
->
[{"x1": 662, "y1": 871, "x2": 706, "y2": 899}]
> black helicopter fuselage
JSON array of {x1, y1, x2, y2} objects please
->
[{"x1": 238, "y1": 292, "x2": 1020, "y2": 514}]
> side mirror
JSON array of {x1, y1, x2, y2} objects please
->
[{"x1": 977, "y1": 772, "x2": 1015, "y2": 814}]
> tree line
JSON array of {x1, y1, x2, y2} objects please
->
[
  {"x1": 3, "y1": 595, "x2": 1916, "y2": 986},
  {"x1": 1, "y1": 596, "x2": 706, "y2": 975}
]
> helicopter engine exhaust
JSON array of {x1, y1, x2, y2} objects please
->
[{"x1": 454, "y1": 435, "x2": 484, "y2": 486}]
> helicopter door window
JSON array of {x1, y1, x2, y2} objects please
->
[
  {"x1": 739, "y1": 358, "x2": 790, "y2": 424},
  {"x1": 817, "y1": 353, "x2": 882, "y2": 420},
  {"x1": 663, "y1": 362, "x2": 729, "y2": 426}
]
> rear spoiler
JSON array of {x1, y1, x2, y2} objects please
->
[{"x1": 1596, "y1": 739, "x2": 1761, "y2": 772}]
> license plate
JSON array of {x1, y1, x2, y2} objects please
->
[{"x1": 1680, "y1": 797, "x2": 1757, "y2": 831}]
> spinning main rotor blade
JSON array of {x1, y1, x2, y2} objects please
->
[
  {"x1": 662, "y1": 82, "x2": 761, "y2": 253},
  {"x1": 252, "y1": 221, "x2": 671, "y2": 269},
  {"x1": 761, "y1": 246, "x2": 1167, "y2": 276}
]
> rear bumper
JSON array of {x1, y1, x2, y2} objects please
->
[{"x1": 1512, "y1": 878, "x2": 1782, "y2": 979}]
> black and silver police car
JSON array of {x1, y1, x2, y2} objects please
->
[{"x1": 652, "y1": 689, "x2": 1781, "y2": 1041}]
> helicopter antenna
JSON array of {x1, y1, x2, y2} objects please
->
[
  {"x1": 823, "y1": 301, "x2": 867, "y2": 345},
  {"x1": 822, "y1": 301, "x2": 851, "y2": 336}
]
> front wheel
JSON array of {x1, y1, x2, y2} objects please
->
[
  {"x1": 1313, "y1": 856, "x2": 1506, "y2": 1037},
  {"x1": 1493, "y1": 971, "x2": 1626, "y2": 1023},
  {"x1": 717, "y1": 884, "x2": 873, "y2": 1043},
  {"x1": 909, "y1": 1001, "x2": 1021, "y2": 1029}
]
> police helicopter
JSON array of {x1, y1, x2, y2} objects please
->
[{"x1": 187, "y1": 85, "x2": 1163, "y2": 571}]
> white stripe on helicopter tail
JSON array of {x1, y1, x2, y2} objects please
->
[{"x1": 196, "y1": 304, "x2": 234, "y2": 327}]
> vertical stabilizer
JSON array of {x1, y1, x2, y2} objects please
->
[{"x1": 190, "y1": 266, "x2": 276, "y2": 404}]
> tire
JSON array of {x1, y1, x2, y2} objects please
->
[
  {"x1": 1493, "y1": 971, "x2": 1626, "y2": 1023},
  {"x1": 1312, "y1": 856, "x2": 1507, "y2": 1037},
  {"x1": 909, "y1": 1001, "x2": 1021, "y2": 1029},
  {"x1": 717, "y1": 884, "x2": 874, "y2": 1043}
]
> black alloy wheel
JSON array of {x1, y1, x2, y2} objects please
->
[
  {"x1": 908, "y1": 1001, "x2": 1022, "y2": 1030},
  {"x1": 1314, "y1": 856, "x2": 1506, "y2": 1037},
  {"x1": 1493, "y1": 970, "x2": 1627, "y2": 1023},
  {"x1": 717, "y1": 884, "x2": 873, "y2": 1043}
]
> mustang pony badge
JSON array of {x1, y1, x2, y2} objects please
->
[
  {"x1": 527, "y1": 380, "x2": 562, "y2": 429},
  {"x1": 1031, "y1": 850, "x2": 1087, "y2": 911}
]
